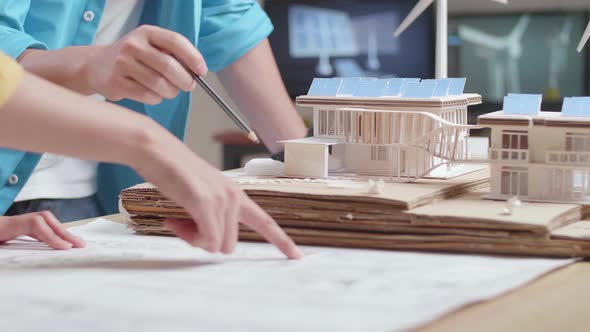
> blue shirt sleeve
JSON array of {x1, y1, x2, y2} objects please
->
[
  {"x1": 0, "y1": 0, "x2": 47, "y2": 58},
  {"x1": 198, "y1": 0, "x2": 273, "y2": 72}
]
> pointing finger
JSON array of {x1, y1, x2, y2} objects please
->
[{"x1": 239, "y1": 199, "x2": 303, "y2": 259}]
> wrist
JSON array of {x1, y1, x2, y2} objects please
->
[
  {"x1": 125, "y1": 119, "x2": 181, "y2": 180},
  {"x1": 122, "y1": 118, "x2": 164, "y2": 167},
  {"x1": 78, "y1": 45, "x2": 105, "y2": 95},
  {"x1": 18, "y1": 46, "x2": 102, "y2": 95}
]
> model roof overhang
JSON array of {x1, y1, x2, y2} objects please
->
[
  {"x1": 479, "y1": 111, "x2": 590, "y2": 128},
  {"x1": 296, "y1": 94, "x2": 482, "y2": 109}
]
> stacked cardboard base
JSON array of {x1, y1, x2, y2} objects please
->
[{"x1": 120, "y1": 168, "x2": 590, "y2": 258}]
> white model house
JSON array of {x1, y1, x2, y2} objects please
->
[
  {"x1": 283, "y1": 77, "x2": 484, "y2": 180},
  {"x1": 479, "y1": 94, "x2": 590, "y2": 203}
]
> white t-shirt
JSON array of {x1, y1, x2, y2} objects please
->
[{"x1": 15, "y1": 0, "x2": 146, "y2": 202}]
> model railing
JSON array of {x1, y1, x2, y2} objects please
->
[
  {"x1": 546, "y1": 151, "x2": 590, "y2": 166},
  {"x1": 314, "y1": 107, "x2": 469, "y2": 146},
  {"x1": 313, "y1": 107, "x2": 483, "y2": 182},
  {"x1": 489, "y1": 148, "x2": 529, "y2": 162},
  {"x1": 345, "y1": 110, "x2": 481, "y2": 181}
]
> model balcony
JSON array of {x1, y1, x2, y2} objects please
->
[
  {"x1": 546, "y1": 151, "x2": 590, "y2": 165},
  {"x1": 489, "y1": 148, "x2": 529, "y2": 162}
]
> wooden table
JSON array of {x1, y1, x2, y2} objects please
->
[{"x1": 73, "y1": 214, "x2": 590, "y2": 332}]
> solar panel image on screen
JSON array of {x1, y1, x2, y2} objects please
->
[
  {"x1": 288, "y1": 5, "x2": 359, "y2": 59},
  {"x1": 266, "y1": 0, "x2": 434, "y2": 97}
]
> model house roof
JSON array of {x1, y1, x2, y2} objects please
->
[
  {"x1": 306, "y1": 77, "x2": 466, "y2": 98},
  {"x1": 479, "y1": 95, "x2": 590, "y2": 127},
  {"x1": 298, "y1": 77, "x2": 480, "y2": 109},
  {"x1": 296, "y1": 94, "x2": 482, "y2": 110}
]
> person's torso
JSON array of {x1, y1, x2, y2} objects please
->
[
  {"x1": 0, "y1": 0, "x2": 270, "y2": 213},
  {"x1": 15, "y1": 0, "x2": 146, "y2": 202}
]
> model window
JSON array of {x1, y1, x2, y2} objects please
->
[
  {"x1": 500, "y1": 166, "x2": 528, "y2": 197},
  {"x1": 501, "y1": 130, "x2": 528, "y2": 150},
  {"x1": 565, "y1": 133, "x2": 590, "y2": 152}
]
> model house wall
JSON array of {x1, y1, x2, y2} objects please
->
[{"x1": 480, "y1": 95, "x2": 590, "y2": 203}]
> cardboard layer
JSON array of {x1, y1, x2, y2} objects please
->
[
  {"x1": 119, "y1": 166, "x2": 590, "y2": 258},
  {"x1": 551, "y1": 221, "x2": 590, "y2": 240},
  {"x1": 122, "y1": 168, "x2": 490, "y2": 212},
  {"x1": 239, "y1": 229, "x2": 590, "y2": 258},
  {"x1": 406, "y1": 190, "x2": 586, "y2": 233},
  {"x1": 126, "y1": 222, "x2": 590, "y2": 258}
]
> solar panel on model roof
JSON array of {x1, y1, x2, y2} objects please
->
[
  {"x1": 502, "y1": 94, "x2": 543, "y2": 116},
  {"x1": 562, "y1": 97, "x2": 590, "y2": 117},
  {"x1": 307, "y1": 77, "x2": 467, "y2": 98}
]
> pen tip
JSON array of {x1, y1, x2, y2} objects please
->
[{"x1": 247, "y1": 131, "x2": 260, "y2": 144}]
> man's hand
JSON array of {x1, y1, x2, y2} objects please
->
[
  {"x1": 0, "y1": 212, "x2": 86, "y2": 250},
  {"x1": 83, "y1": 25, "x2": 207, "y2": 104}
]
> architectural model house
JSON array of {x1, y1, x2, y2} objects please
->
[
  {"x1": 283, "y1": 77, "x2": 485, "y2": 180},
  {"x1": 479, "y1": 94, "x2": 590, "y2": 203}
]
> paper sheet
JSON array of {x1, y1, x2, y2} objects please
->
[{"x1": 0, "y1": 218, "x2": 575, "y2": 332}]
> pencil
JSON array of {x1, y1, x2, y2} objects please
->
[{"x1": 192, "y1": 74, "x2": 259, "y2": 144}]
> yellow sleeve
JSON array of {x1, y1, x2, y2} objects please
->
[{"x1": 0, "y1": 52, "x2": 23, "y2": 108}]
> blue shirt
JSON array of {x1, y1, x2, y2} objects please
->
[{"x1": 0, "y1": 0, "x2": 273, "y2": 214}]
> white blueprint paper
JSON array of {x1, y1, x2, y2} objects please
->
[{"x1": 0, "y1": 218, "x2": 575, "y2": 332}]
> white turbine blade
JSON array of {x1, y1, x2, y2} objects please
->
[
  {"x1": 559, "y1": 18, "x2": 573, "y2": 44},
  {"x1": 393, "y1": 0, "x2": 435, "y2": 37},
  {"x1": 508, "y1": 14, "x2": 531, "y2": 40},
  {"x1": 489, "y1": 0, "x2": 508, "y2": 3},
  {"x1": 458, "y1": 25, "x2": 505, "y2": 50},
  {"x1": 577, "y1": 21, "x2": 590, "y2": 53}
]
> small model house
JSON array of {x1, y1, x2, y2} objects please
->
[
  {"x1": 479, "y1": 94, "x2": 590, "y2": 203},
  {"x1": 283, "y1": 77, "x2": 484, "y2": 180}
]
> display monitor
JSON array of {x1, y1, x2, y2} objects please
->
[{"x1": 265, "y1": 0, "x2": 435, "y2": 97}]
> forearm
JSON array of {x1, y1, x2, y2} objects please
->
[
  {"x1": 217, "y1": 39, "x2": 307, "y2": 153},
  {"x1": 17, "y1": 47, "x2": 100, "y2": 96},
  {"x1": 0, "y1": 71, "x2": 169, "y2": 168}
]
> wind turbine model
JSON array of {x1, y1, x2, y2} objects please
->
[
  {"x1": 546, "y1": 18, "x2": 574, "y2": 100},
  {"x1": 578, "y1": 21, "x2": 590, "y2": 52},
  {"x1": 458, "y1": 15, "x2": 531, "y2": 101},
  {"x1": 394, "y1": 0, "x2": 508, "y2": 78}
]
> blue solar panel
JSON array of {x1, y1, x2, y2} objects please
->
[
  {"x1": 404, "y1": 78, "x2": 421, "y2": 84},
  {"x1": 562, "y1": 97, "x2": 590, "y2": 117},
  {"x1": 307, "y1": 77, "x2": 470, "y2": 98},
  {"x1": 377, "y1": 78, "x2": 404, "y2": 97},
  {"x1": 400, "y1": 81, "x2": 437, "y2": 98},
  {"x1": 503, "y1": 94, "x2": 542, "y2": 115},
  {"x1": 353, "y1": 78, "x2": 380, "y2": 97},
  {"x1": 422, "y1": 78, "x2": 451, "y2": 97},
  {"x1": 448, "y1": 78, "x2": 466, "y2": 95},
  {"x1": 307, "y1": 78, "x2": 343, "y2": 96},
  {"x1": 337, "y1": 77, "x2": 364, "y2": 96}
]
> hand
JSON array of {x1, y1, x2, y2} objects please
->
[
  {"x1": 0, "y1": 211, "x2": 86, "y2": 250},
  {"x1": 134, "y1": 132, "x2": 304, "y2": 259},
  {"x1": 83, "y1": 25, "x2": 207, "y2": 104}
]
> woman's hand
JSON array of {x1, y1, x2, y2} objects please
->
[
  {"x1": 82, "y1": 25, "x2": 207, "y2": 104},
  {"x1": 0, "y1": 71, "x2": 302, "y2": 259},
  {"x1": 0, "y1": 212, "x2": 86, "y2": 250},
  {"x1": 134, "y1": 131, "x2": 304, "y2": 259}
]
